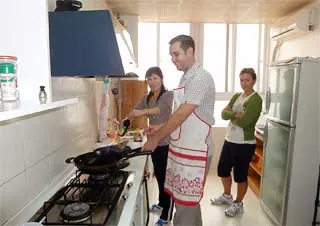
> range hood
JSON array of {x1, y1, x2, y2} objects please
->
[{"x1": 49, "y1": 10, "x2": 126, "y2": 77}]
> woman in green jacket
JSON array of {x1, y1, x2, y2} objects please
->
[{"x1": 210, "y1": 68, "x2": 262, "y2": 217}]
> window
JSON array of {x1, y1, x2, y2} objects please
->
[
  {"x1": 159, "y1": 23, "x2": 190, "y2": 90},
  {"x1": 138, "y1": 23, "x2": 157, "y2": 78},
  {"x1": 234, "y1": 24, "x2": 260, "y2": 92},
  {"x1": 215, "y1": 100, "x2": 229, "y2": 126},
  {"x1": 202, "y1": 23, "x2": 267, "y2": 93},
  {"x1": 137, "y1": 22, "x2": 268, "y2": 126},
  {"x1": 203, "y1": 24, "x2": 227, "y2": 92}
]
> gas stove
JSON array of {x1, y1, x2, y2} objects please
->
[{"x1": 28, "y1": 170, "x2": 135, "y2": 225}]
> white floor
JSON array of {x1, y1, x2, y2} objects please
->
[{"x1": 147, "y1": 171, "x2": 274, "y2": 226}]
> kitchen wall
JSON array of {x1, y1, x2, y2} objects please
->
[
  {"x1": 270, "y1": 3, "x2": 320, "y2": 221},
  {"x1": 0, "y1": 0, "x2": 52, "y2": 101},
  {"x1": 270, "y1": 1, "x2": 320, "y2": 159},
  {"x1": 119, "y1": 15, "x2": 139, "y2": 64},
  {"x1": 0, "y1": 1, "x2": 108, "y2": 224},
  {"x1": 269, "y1": 6, "x2": 320, "y2": 200},
  {"x1": 0, "y1": 78, "x2": 98, "y2": 225}
]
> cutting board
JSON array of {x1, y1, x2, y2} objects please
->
[{"x1": 121, "y1": 80, "x2": 148, "y2": 129}]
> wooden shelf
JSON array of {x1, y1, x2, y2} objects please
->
[
  {"x1": 255, "y1": 131, "x2": 264, "y2": 142},
  {"x1": 248, "y1": 169, "x2": 261, "y2": 197},
  {"x1": 248, "y1": 129, "x2": 265, "y2": 197},
  {"x1": 250, "y1": 162, "x2": 262, "y2": 176},
  {"x1": 255, "y1": 147, "x2": 263, "y2": 158}
]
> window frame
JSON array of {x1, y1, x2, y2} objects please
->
[{"x1": 137, "y1": 22, "x2": 270, "y2": 100}]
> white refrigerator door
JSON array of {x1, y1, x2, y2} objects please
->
[
  {"x1": 266, "y1": 63, "x2": 300, "y2": 127},
  {"x1": 260, "y1": 120, "x2": 295, "y2": 225}
]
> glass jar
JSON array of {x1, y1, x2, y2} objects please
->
[
  {"x1": 0, "y1": 56, "x2": 19, "y2": 102},
  {"x1": 39, "y1": 86, "x2": 47, "y2": 104}
]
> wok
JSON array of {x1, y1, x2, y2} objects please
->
[{"x1": 65, "y1": 145, "x2": 151, "y2": 174}]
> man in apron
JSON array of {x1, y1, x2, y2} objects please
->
[{"x1": 142, "y1": 35, "x2": 216, "y2": 226}]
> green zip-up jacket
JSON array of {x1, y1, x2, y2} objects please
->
[{"x1": 222, "y1": 92, "x2": 262, "y2": 141}]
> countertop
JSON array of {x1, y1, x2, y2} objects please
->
[
  {"x1": 113, "y1": 139, "x2": 149, "y2": 226},
  {"x1": 0, "y1": 96, "x2": 78, "y2": 122},
  {"x1": 119, "y1": 155, "x2": 148, "y2": 226}
]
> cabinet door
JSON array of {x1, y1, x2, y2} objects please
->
[{"x1": 260, "y1": 120, "x2": 293, "y2": 225}]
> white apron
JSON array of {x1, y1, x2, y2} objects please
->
[{"x1": 164, "y1": 86, "x2": 211, "y2": 206}]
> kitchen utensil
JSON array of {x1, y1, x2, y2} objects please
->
[
  {"x1": 65, "y1": 145, "x2": 152, "y2": 174},
  {"x1": 119, "y1": 119, "x2": 130, "y2": 137}
]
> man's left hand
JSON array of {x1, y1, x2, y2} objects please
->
[{"x1": 141, "y1": 137, "x2": 159, "y2": 152}]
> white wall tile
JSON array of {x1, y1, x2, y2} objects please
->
[
  {"x1": 50, "y1": 77, "x2": 61, "y2": 95},
  {"x1": 26, "y1": 157, "x2": 51, "y2": 201},
  {"x1": 0, "y1": 185, "x2": 4, "y2": 225},
  {"x1": 0, "y1": 122, "x2": 25, "y2": 185},
  {"x1": 49, "y1": 143, "x2": 75, "y2": 179},
  {"x1": 2, "y1": 172, "x2": 28, "y2": 222},
  {"x1": 74, "y1": 133, "x2": 93, "y2": 156},
  {"x1": 46, "y1": 108, "x2": 68, "y2": 153},
  {"x1": 0, "y1": 77, "x2": 98, "y2": 224},
  {"x1": 64, "y1": 104, "x2": 79, "y2": 141},
  {"x1": 21, "y1": 114, "x2": 49, "y2": 168}
]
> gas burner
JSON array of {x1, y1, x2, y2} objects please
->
[
  {"x1": 89, "y1": 173, "x2": 111, "y2": 182},
  {"x1": 60, "y1": 203, "x2": 91, "y2": 223}
]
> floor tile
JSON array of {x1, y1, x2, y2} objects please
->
[{"x1": 148, "y1": 171, "x2": 274, "y2": 226}]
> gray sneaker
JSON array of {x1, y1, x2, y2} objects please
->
[
  {"x1": 210, "y1": 194, "x2": 233, "y2": 205},
  {"x1": 225, "y1": 202, "x2": 244, "y2": 217}
]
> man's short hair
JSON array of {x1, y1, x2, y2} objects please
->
[{"x1": 169, "y1": 35, "x2": 195, "y2": 54}]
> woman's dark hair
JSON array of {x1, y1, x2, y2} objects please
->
[
  {"x1": 145, "y1": 67, "x2": 167, "y2": 105},
  {"x1": 240, "y1": 68, "x2": 257, "y2": 80}
]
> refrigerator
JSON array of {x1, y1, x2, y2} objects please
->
[{"x1": 261, "y1": 57, "x2": 320, "y2": 226}]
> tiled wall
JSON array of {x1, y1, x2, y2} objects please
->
[{"x1": 0, "y1": 77, "x2": 98, "y2": 225}]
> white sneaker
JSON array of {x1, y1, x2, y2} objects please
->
[
  {"x1": 225, "y1": 202, "x2": 244, "y2": 217},
  {"x1": 210, "y1": 194, "x2": 233, "y2": 205}
]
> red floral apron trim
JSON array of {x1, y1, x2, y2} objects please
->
[
  {"x1": 193, "y1": 111, "x2": 211, "y2": 126},
  {"x1": 167, "y1": 155, "x2": 206, "y2": 168},
  {"x1": 169, "y1": 142, "x2": 208, "y2": 153},
  {"x1": 168, "y1": 148, "x2": 207, "y2": 161},
  {"x1": 164, "y1": 188, "x2": 200, "y2": 206}
]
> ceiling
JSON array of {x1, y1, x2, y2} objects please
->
[{"x1": 105, "y1": 0, "x2": 316, "y2": 24}]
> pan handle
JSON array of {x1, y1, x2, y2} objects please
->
[
  {"x1": 65, "y1": 157, "x2": 75, "y2": 163},
  {"x1": 126, "y1": 150, "x2": 153, "y2": 158}
]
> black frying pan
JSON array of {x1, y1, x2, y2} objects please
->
[{"x1": 65, "y1": 145, "x2": 151, "y2": 174}]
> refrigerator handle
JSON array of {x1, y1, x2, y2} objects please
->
[
  {"x1": 265, "y1": 87, "x2": 271, "y2": 114},
  {"x1": 263, "y1": 123, "x2": 268, "y2": 149}
]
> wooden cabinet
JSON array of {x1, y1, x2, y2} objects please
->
[{"x1": 248, "y1": 129, "x2": 264, "y2": 197}]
